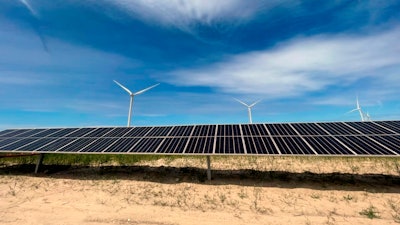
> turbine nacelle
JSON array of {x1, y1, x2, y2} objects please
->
[
  {"x1": 234, "y1": 98, "x2": 262, "y2": 124},
  {"x1": 347, "y1": 96, "x2": 371, "y2": 122},
  {"x1": 114, "y1": 80, "x2": 159, "y2": 127}
]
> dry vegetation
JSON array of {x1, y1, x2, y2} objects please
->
[{"x1": 1, "y1": 155, "x2": 400, "y2": 225}]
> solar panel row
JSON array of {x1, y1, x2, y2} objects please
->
[
  {"x1": 0, "y1": 121, "x2": 398, "y2": 139},
  {"x1": 0, "y1": 121, "x2": 399, "y2": 156}
]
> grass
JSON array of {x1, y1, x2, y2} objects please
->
[
  {"x1": 0, "y1": 154, "x2": 186, "y2": 166},
  {"x1": 1, "y1": 154, "x2": 400, "y2": 175},
  {"x1": 359, "y1": 205, "x2": 380, "y2": 219}
]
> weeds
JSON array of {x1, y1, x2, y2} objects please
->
[
  {"x1": 238, "y1": 188, "x2": 248, "y2": 199},
  {"x1": 359, "y1": 205, "x2": 380, "y2": 219},
  {"x1": 343, "y1": 194, "x2": 352, "y2": 201},
  {"x1": 310, "y1": 193, "x2": 320, "y2": 199}
]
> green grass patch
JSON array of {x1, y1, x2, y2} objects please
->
[
  {"x1": 0, "y1": 154, "x2": 186, "y2": 166},
  {"x1": 359, "y1": 205, "x2": 380, "y2": 219}
]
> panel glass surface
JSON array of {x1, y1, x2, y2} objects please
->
[
  {"x1": 104, "y1": 128, "x2": 131, "y2": 137},
  {"x1": 15, "y1": 138, "x2": 56, "y2": 151},
  {"x1": 103, "y1": 138, "x2": 141, "y2": 152},
  {"x1": 79, "y1": 138, "x2": 118, "y2": 152},
  {"x1": 290, "y1": 123, "x2": 329, "y2": 136},
  {"x1": 335, "y1": 136, "x2": 373, "y2": 155},
  {"x1": 317, "y1": 123, "x2": 360, "y2": 135},
  {"x1": 37, "y1": 138, "x2": 76, "y2": 151},
  {"x1": 273, "y1": 137, "x2": 314, "y2": 154},
  {"x1": 374, "y1": 121, "x2": 400, "y2": 134},
  {"x1": 13, "y1": 129, "x2": 47, "y2": 137},
  {"x1": 266, "y1": 124, "x2": 297, "y2": 136},
  {"x1": 0, "y1": 138, "x2": 38, "y2": 150},
  {"x1": 146, "y1": 127, "x2": 173, "y2": 137},
  {"x1": 57, "y1": 138, "x2": 97, "y2": 152},
  {"x1": 130, "y1": 138, "x2": 163, "y2": 153},
  {"x1": 303, "y1": 136, "x2": 353, "y2": 155},
  {"x1": 0, "y1": 138, "x2": 21, "y2": 149},
  {"x1": 0, "y1": 129, "x2": 16, "y2": 137},
  {"x1": 64, "y1": 128, "x2": 97, "y2": 137},
  {"x1": 83, "y1": 128, "x2": 114, "y2": 137},
  {"x1": 124, "y1": 127, "x2": 152, "y2": 137},
  {"x1": 47, "y1": 128, "x2": 80, "y2": 137},
  {"x1": 30, "y1": 129, "x2": 64, "y2": 137},
  {"x1": 346, "y1": 122, "x2": 395, "y2": 135},
  {"x1": 171, "y1": 126, "x2": 194, "y2": 137},
  {"x1": 0, "y1": 129, "x2": 32, "y2": 138},
  {"x1": 217, "y1": 125, "x2": 241, "y2": 136},
  {"x1": 369, "y1": 136, "x2": 400, "y2": 155}
]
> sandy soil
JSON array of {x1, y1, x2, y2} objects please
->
[{"x1": 1, "y1": 156, "x2": 400, "y2": 225}]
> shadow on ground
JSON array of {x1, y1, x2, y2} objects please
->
[{"x1": 1, "y1": 164, "x2": 399, "y2": 192}]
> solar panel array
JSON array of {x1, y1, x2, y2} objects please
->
[{"x1": 0, "y1": 121, "x2": 399, "y2": 156}]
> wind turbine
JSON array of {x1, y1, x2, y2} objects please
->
[
  {"x1": 113, "y1": 80, "x2": 159, "y2": 127},
  {"x1": 365, "y1": 112, "x2": 372, "y2": 121},
  {"x1": 348, "y1": 96, "x2": 365, "y2": 121},
  {"x1": 234, "y1": 98, "x2": 262, "y2": 124}
]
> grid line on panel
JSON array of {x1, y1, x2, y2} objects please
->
[
  {"x1": 107, "y1": 138, "x2": 140, "y2": 153},
  {"x1": 288, "y1": 123, "x2": 318, "y2": 155},
  {"x1": 238, "y1": 125, "x2": 247, "y2": 154},
  {"x1": 36, "y1": 138, "x2": 76, "y2": 152},
  {"x1": 347, "y1": 122, "x2": 394, "y2": 135},
  {"x1": 181, "y1": 125, "x2": 196, "y2": 154},
  {"x1": 262, "y1": 124, "x2": 281, "y2": 154},
  {"x1": 0, "y1": 129, "x2": 16, "y2": 137},
  {"x1": 0, "y1": 129, "x2": 32, "y2": 138},
  {"x1": 57, "y1": 138, "x2": 98, "y2": 152},
  {"x1": 374, "y1": 121, "x2": 400, "y2": 134},
  {"x1": 370, "y1": 136, "x2": 400, "y2": 155},
  {"x1": 364, "y1": 135, "x2": 399, "y2": 155}
]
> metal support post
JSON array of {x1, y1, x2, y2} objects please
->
[
  {"x1": 206, "y1": 155, "x2": 212, "y2": 181},
  {"x1": 35, "y1": 153, "x2": 45, "y2": 174}
]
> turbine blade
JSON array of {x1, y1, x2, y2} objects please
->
[
  {"x1": 249, "y1": 99, "x2": 262, "y2": 108},
  {"x1": 356, "y1": 96, "x2": 360, "y2": 109},
  {"x1": 134, "y1": 83, "x2": 160, "y2": 95},
  {"x1": 113, "y1": 80, "x2": 133, "y2": 95},
  {"x1": 233, "y1": 98, "x2": 250, "y2": 107},
  {"x1": 346, "y1": 109, "x2": 358, "y2": 114}
]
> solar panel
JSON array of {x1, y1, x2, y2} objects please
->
[
  {"x1": 1, "y1": 121, "x2": 400, "y2": 156},
  {"x1": 374, "y1": 121, "x2": 400, "y2": 134}
]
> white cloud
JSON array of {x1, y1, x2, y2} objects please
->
[
  {"x1": 162, "y1": 27, "x2": 400, "y2": 99},
  {"x1": 102, "y1": 0, "x2": 266, "y2": 32}
]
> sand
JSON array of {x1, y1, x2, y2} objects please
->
[{"x1": 1, "y1": 156, "x2": 400, "y2": 225}]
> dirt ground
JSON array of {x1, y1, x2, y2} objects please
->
[{"x1": 1, "y1": 156, "x2": 400, "y2": 225}]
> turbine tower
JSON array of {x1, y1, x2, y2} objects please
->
[
  {"x1": 234, "y1": 98, "x2": 262, "y2": 124},
  {"x1": 348, "y1": 96, "x2": 365, "y2": 121},
  {"x1": 114, "y1": 80, "x2": 159, "y2": 127}
]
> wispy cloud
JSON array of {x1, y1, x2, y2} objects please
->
[
  {"x1": 18, "y1": 0, "x2": 49, "y2": 51},
  {"x1": 162, "y1": 27, "x2": 400, "y2": 99},
  {"x1": 19, "y1": 0, "x2": 38, "y2": 17},
  {"x1": 101, "y1": 0, "x2": 270, "y2": 38}
]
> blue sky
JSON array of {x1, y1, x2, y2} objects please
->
[{"x1": 1, "y1": 0, "x2": 400, "y2": 129}]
